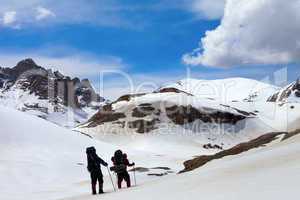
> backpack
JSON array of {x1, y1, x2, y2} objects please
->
[
  {"x1": 86, "y1": 146, "x2": 96, "y2": 155},
  {"x1": 110, "y1": 150, "x2": 127, "y2": 173},
  {"x1": 114, "y1": 150, "x2": 124, "y2": 165},
  {"x1": 86, "y1": 147, "x2": 100, "y2": 172}
]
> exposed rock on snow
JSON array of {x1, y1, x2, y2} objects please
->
[
  {"x1": 0, "y1": 58, "x2": 106, "y2": 127},
  {"x1": 156, "y1": 87, "x2": 193, "y2": 96},
  {"x1": 80, "y1": 78, "x2": 277, "y2": 136},
  {"x1": 203, "y1": 143, "x2": 223, "y2": 150},
  {"x1": 181, "y1": 129, "x2": 300, "y2": 173},
  {"x1": 165, "y1": 105, "x2": 246, "y2": 125},
  {"x1": 81, "y1": 92, "x2": 249, "y2": 134},
  {"x1": 268, "y1": 79, "x2": 300, "y2": 103}
]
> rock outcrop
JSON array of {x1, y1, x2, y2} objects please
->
[
  {"x1": 0, "y1": 58, "x2": 105, "y2": 127},
  {"x1": 180, "y1": 129, "x2": 300, "y2": 173},
  {"x1": 268, "y1": 79, "x2": 300, "y2": 102},
  {"x1": 83, "y1": 90, "x2": 250, "y2": 134},
  {"x1": 0, "y1": 58, "x2": 104, "y2": 108}
]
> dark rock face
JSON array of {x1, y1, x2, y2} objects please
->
[
  {"x1": 0, "y1": 58, "x2": 105, "y2": 109},
  {"x1": 87, "y1": 104, "x2": 126, "y2": 127},
  {"x1": 7, "y1": 59, "x2": 43, "y2": 80},
  {"x1": 180, "y1": 131, "x2": 300, "y2": 173},
  {"x1": 157, "y1": 87, "x2": 193, "y2": 96},
  {"x1": 203, "y1": 143, "x2": 223, "y2": 150},
  {"x1": 132, "y1": 105, "x2": 160, "y2": 118},
  {"x1": 128, "y1": 119, "x2": 159, "y2": 133},
  {"x1": 87, "y1": 112, "x2": 126, "y2": 127},
  {"x1": 268, "y1": 79, "x2": 300, "y2": 102},
  {"x1": 267, "y1": 92, "x2": 279, "y2": 102},
  {"x1": 166, "y1": 105, "x2": 246, "y2": 125},
  {"x1": 87, "y1": 99, "x2": 247, "y2": 134},
  {"x1": 115, "y1": 93, "x2": 146, "y2": 102}
]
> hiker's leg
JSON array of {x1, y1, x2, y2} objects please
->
[
  {"x1": 117, "y1": 174, "x2": 123, "y2": 189},
  {"x1": 98, "y1": 172, "x2": 104, "y2": 194},
  {"x1": 124, "y1": 172, "x2": 131, "y2": 188},
  {"x1": 90, "y1": 173, "x2": 97, "y2": 195}
]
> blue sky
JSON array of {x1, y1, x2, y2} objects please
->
[{"x1": 1, "y1": 0, "x2": 299, "y2": 99}]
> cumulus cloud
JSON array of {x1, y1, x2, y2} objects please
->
[
  {"x1": 0, "y1": 51, "x2": 125, "y2": 77},
  {"x1": 35, "y1": 6, "x2": 55, "y2": 20},
  {"x1": 183, "y1": 0, "x2": 300, "y2": 67},
  {"x1": 2, "y1": 11, "x2": 17, "y2": 25},
  {"x1": 189, "y1": 0, "x2": 225, "y2": 20}
]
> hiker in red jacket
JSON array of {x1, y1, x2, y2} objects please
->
[{"x1": 111, "y1": 150, "x2": 135, "y2": 189}]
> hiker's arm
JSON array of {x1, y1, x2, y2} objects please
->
[
  {"x1": 97, "y1": 156, "x2": 108, "y2": 167},
  {"x1": 111, "y1": 157, "x2": 115, "y2": 165},
  {"x1": 125, "y1": 159, "x2": 135, "y2": 167},
  {"x1": 87, "y1": 161, "x2": 92, "y2": 172},
  {"x1": 128, "y1": 162, "x2": 135, "y2": 167}
]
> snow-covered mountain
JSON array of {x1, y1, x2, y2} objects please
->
[
  {"x1": 0, "y1": 58, "x2": 106, "y2": 128},
  {"x1": 1, "y1": 77, "x2": 300, "y2": 200},
  {"x1": 76, "y1": 77, "x2": 293, "y2": 153},
  {"x1": 165, "y1": 78, "x2": 279, "y2": 102},
  {"x1": 2, "y1": 105, "x2": 300, "y2": 200},
  {"x1": 268, "y1": 78, "x2": 300, "y2": 103}
]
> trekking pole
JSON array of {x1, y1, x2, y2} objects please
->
[
  {"x1": 107, "y1": 166, "x2": 116, "y2": 192},
  {"x1": 133, "y1": 166, "x2": 137, "y2": 186}
]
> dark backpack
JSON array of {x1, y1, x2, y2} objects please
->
[
  {"x1": 86, "y1": 147, "x2": 100, "y2": 172},
  {"x1": 114, "y1": 150, "x2": 124, "y2": 165},
  {"x1": 110, "y1": 150, "x2": 126, "y2": 173},
  {"x1": 86, "y1": 147, "x2": 96, "y2": 155}
]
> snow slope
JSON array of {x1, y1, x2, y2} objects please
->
[
  {"x1": 165, "y1": 78, "x2": 278, "y2": 102},
  {"x1": 0, "y1": 106, "x2": 192, "y2": 200},
  {"x1": 0, "y1": 106, "x2": 117, "y2": 200},
  {"x1": 1, "y1": 76, "x2": 300, "y2": 200},
  {"x1": 0, "y1": 87, "x2": 98, "y2": 128},
  {"x1": 3, "y1": 104, "x2": 298, "y2": 200},
  {"x1": 61, "y1": 131, "x2": 300, "y2": 200}
]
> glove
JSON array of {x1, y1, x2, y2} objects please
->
[
  {"x1": 104, "y1": 162, "x2": 108, "y2": 167},
  {"x1": 132, "y1": 162, "x2": 135, "y2": 166}
]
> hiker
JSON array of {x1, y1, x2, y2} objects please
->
[
  {"x1": 111, "y1": 150, "x2": 135, "y2": 189},
  {"x1": 86, "y1": 146, "x2": 108, "y2": 195}
]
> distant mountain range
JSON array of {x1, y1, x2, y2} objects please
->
[{"x1": 0, "y1": 58, "x2": 106, "y2": 127}]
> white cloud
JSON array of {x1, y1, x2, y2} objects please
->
[
  {"x1": 97, "y1": 73, "x2": 183, "y2": 100},
  {"x1": 189, "y1": 0, "x2": 225, "y2": 20},
  {"x1": 0, "y1": 49, "x2": 182, "y2": 100},
  {"x1": 35, "y1": 6, "x2": 55, "y2": 20},
  {"x1": 2, "y1": 11, "x2": 17, "y2": 25},
  {"x1": 183, "y1": 0, "x2": 300, "y2": 67},
  {"x1": 0, "y1": 0, "x2": 136, "y2": 29},
  {"x1": 0, "y1": 52, "x2": 125, "y2": 77},
  {"x1": 156, "y1": 0, "x2": 225, "y2": 20}
]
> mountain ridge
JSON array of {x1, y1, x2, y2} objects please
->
[{"x1": 0, "y1": 58, "x2": 106, "y2": 128}]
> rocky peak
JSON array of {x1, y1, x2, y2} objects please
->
[
  {"x1": 1, "y1": 58, "x2": 106, "y2": 109},
  {"x1": 11, "y1": 58, "x2": 43, "y2": 80},
  {"x1": 16, "y1": 58, "x2": 37, "y2": 67},
  {"x1": 268, "y1": 78, "x2": 300, "y2": 102}
]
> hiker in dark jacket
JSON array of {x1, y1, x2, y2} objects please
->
[
  {"x1": 86, "y1": 147, "x2": 108, "y2": 195},
  {"x1": 111, "y1": 150, "x2": 135, "y2": 189}
]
